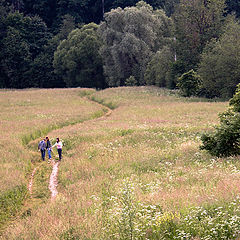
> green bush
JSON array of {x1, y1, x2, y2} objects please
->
[
  {"x1": 177, "y1": 69, "x2": 202, "y2": 97},
  {"x1": 125, "y1": 76, "x2": 137, "y2": 86},
  {"x1": 229, "y1": 83, "x2": 240, "y2": 112},
  {"x1": 200, "y1": 110, "x2": 240, "y2": 157},
  {"x1": 201, "y1": 83, "x2": 240, "y2": 157}
]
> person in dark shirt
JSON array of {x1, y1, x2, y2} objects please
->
[{"x1": 46, "y1": 136, "x2": 52, "y2": 162}]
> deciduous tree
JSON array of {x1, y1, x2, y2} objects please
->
[
  {"x1": 174, "y1": 0, "x2": 226, "y2": 71},
  {"x1": 53, "y1": 23, "x2": 106, "y2": 88},
  {"x1": 98, "y1": 1, "x2": 173, "y2": 86},
  {"x1": 145, "y1": 46, "x2": 174, "y2": 87},
  {"x1": 0, "y1": 12, "x2": 50, "y2": 88},
  {"x1": 198, "y1": 19, "x2": 240, "y2": 98}
]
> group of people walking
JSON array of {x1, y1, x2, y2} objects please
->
[{"x1": 38, "y1": 137, "x2": 63, "y2": 162}]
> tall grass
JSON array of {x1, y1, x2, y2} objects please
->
[
  {"x1": 21, "y1": 109, "x2": 107, "y2": 146},
  {"x1": 0, "y1": 185, "x2": 28, "y2": 229},
  {"x1": 100, "y1": 180, "x2": 240, "y2": 239},
  {"x1": 2, "y1": 86, "x2": 237, "y2": 240},
  {"x1": 0, "y1": 88, "x2": 106, "y2": 231},
  {"x1": 0, "y1": 88, "x2": 102, "y2": 191},
  {"x1": 88, "y1": 95, "x2": 118, "y2": 110}
]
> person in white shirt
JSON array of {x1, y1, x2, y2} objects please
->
[{"x1": 52, "y1": 137, "x2": 63, "y2": 161}]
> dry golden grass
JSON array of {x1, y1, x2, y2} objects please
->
[
  {"x1": 0, "y1": 88, "x2": 101, "y2": 192},
  {"x1": 3, "y1": 86, "x2": 239, "y2": 239}
]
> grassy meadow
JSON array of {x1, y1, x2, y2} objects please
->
[
  {"x1": 0, "y1": 88, "x2": 104, "y2": 228},
  {"x1": 2, "y1": 86, "x2": 240, "y2": 239}
]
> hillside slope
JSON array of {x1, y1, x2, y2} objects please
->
[{"x1": 3, "y1": 87, "x2": 240, "y2": 239}]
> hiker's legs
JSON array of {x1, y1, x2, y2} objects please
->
[
  {"x1": 57, "y1": 149, "x2": 62, "y2": 161},
  {"x1": 41, "y1": 149, "x2": 45, "y2": 161},
  {"x1": 48, "y1": 148, "x2": 51, "y2": 159}
]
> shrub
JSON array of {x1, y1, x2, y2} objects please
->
[
  {"x1": 200, "y1": 110, "x2": 240, "y2": 157},
  {"x1": 177, "y1": 69, "x2": 202, "y2": 97},
  {"x1": 201, "y1": 83, "x2": 240, "y2": 157},
  {"x1": 125, "y1": 76, "x2": 137, "y2": 86},
  {"x1": 229, "y1": 83, "x2": 240, "y2": 112}
]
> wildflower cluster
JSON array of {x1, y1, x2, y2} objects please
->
[
  {"x1": 101, "y1": 180, "x2": 240, "y2": 240},
  {"x1": 101, "y1": 179, "x2": 179, "y2": 239},
  {"x1": 174, "y1": 198, "x2": 240, "y2": 239}
]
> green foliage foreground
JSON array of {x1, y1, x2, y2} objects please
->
[
  {"x1": 201, "y1": 83, "x2": 240, "y2": 157},
  {"x1": 101, "y1": 180, "x2": 240, "y2": 240}
]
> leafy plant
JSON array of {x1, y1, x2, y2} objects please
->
[
  {"x1": 177, "y1": 69, "x2": 202, "y2": 97},
  {"x1": 229, "y1": 83, "x2": 240, "y2": 112},
  {"x1": 201, "y1": 83, "x2": 240, "y2": 157},
  {"x1": 125, "y1": 76, "x2": 137, "y2": 86}
]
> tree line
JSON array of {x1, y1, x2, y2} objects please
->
[{"x1": 0, "y1": 0, "x2": 240, "y2": 98}]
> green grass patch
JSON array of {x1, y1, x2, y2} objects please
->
[
  {"x1": 0, "y1": 185, "x2": 28, "y2": 229},
  {"x1": 78, "y1": 89, "x2": 96, "y2": 97},
  {"x1": 89, "y1": 95, "x2": 118, "y2": 110},
  {"x1": 60, "y1": 227, "x2": 80, "y2": 240},
  {"x1": 22, "y1": 109, "x2": 107, "y2": 147},
  {"x1": 32, "y1": 164, "x2": 52, "y2": 200},
  {"x1": 116, "y1": 129, "x2": 135, "y2": 137}
]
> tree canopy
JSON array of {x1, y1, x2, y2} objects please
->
[
  {"x1": 0, "y1": 0, "x2": 240, "y2": 92},
  {"x1": 198, "y1": 19, "x2": 240, "y2": 98},
  {"x1": 173, "y1": 0, "x2": 226, "y2": 71},
  {"x1": 0, "y1": 12, "x2": 50, "y2": 88},
  {"x1": 54, "y1": 23, "x2": 106, "y2": 88},
  {"x1": 98, "y1": 1, "x2": 173, "y2": 86}
]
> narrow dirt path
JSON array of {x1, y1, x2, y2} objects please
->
[
  {"x1": 28, "y1": 95, "x2": 113, "y2": 202},
  {"x1": 48, "y1": 161, "x2": 60, "y2": 200},
  {"x1": 28, "y1": 167, "x2": 38, "y2": 197}
]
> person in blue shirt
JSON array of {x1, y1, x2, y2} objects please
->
[{"x1": 38, "y1": 138, "x2": 46, "y2": 161}]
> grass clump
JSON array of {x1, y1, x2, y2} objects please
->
[
  {"x1": 117, "y1": 129, "x2": 135, "y2": 137},
  {"x1": 32, "y1": 163, "x2": 52, "y2": 200},
  {"x1": 78, "y1": 89, "x2": 95, "y2": 97},
  {"x1": 0, "y1": 185, "x2": 28, "y2": 229},
  {"x1": 89, "y1": 95, "x2": 118, "y2": 110},
  {"x1": 60, "y1": 227, "x2": 80, "y2": 240}
]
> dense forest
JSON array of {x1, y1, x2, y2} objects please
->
[{"x1": 0, "y1": 0, "x2": 240, "y2": 98}]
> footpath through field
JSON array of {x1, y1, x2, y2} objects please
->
[
  {"x1": 3, "y1": 87, "x2": 235, "y2": 239},
  {"x1": 28, "y1": 95, "x2": 113, "y2": 201}
]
